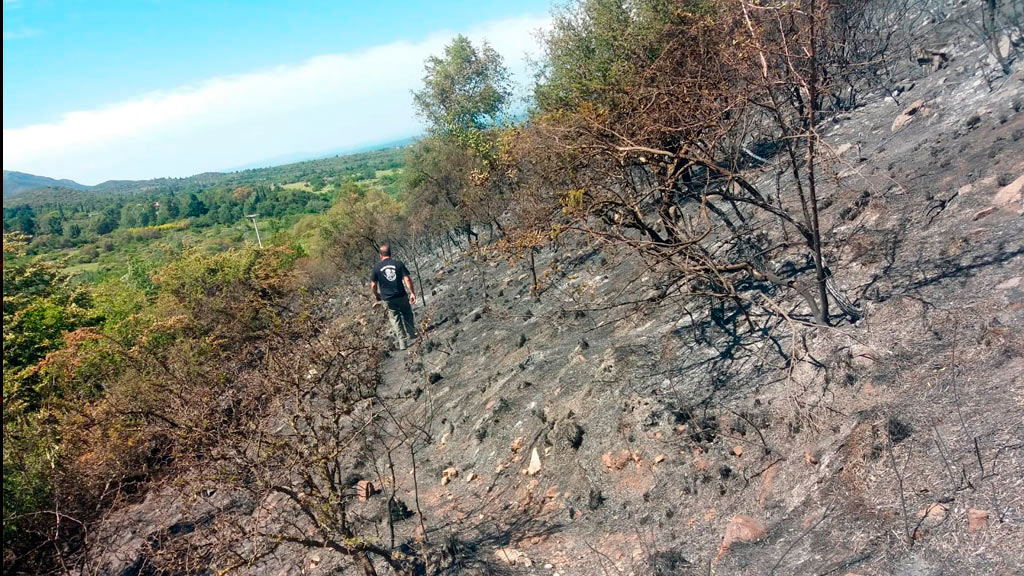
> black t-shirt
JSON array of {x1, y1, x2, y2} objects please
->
[{"x1": 371, "y1": 258, "x2": 410, "y2": 300}]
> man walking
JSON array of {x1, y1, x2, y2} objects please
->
[{"x1": 370, "y1": 244, "x2": 417, "y2": 350}]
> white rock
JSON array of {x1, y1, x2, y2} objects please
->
[{"x1": 527, "y1": 447, "x2": 542, "y2": 475}]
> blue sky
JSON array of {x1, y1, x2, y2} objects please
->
[{"x1": 3, "y1": 0, "x2": 550, "y2": 183}]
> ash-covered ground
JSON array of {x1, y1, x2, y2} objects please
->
[{"x1": 88, "y1": 33, "x2": 1023, "y2": 576}]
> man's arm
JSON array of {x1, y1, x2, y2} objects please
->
[
  {"x1": 402, "y1": 275, "x2": 416, "y2": 305},
  {"x1": 371, "y1": 280, "x2": 381, "y2": 302}
]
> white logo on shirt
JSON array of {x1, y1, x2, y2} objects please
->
[{"x1": 383, "y1": 267, "x2": 397, "y2": 282}]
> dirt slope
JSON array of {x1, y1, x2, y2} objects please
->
[
  {"x1": 367, "y1": 46, "x2": 1024, "y2": 575},
  {"x1": 85, "y1": 40, "x2": 1024, "y2": 576}
]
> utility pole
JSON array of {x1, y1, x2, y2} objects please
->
[{"x1": 246, "y1": 213, "x2": 263, "y2": 249}]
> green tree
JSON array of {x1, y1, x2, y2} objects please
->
[
  {"x1": 12, "y1": 206, "x2": 37, "y2": 236},
  {"x1": 533, "y1": 0, "x2": 680, "y2": 113},
  {"x1": 186, "y1": 193, "x2": 208, "y2": 218},
  {"x1": 44, "y1": 212, "x2": 63, "y2": 236},
  {"x1": 65, "y1": 222, "x2": 82, "y2": 239},
  {"x1": 140, "y1": 202, "x2": 157, "y2": 227},
  {"x1": 120, "y1": 204, "x2": 141, "y2": 228},
  {"x1": 95, "y1": 207, "x2": 120, "y2": 235},
  {"x1": 412, "y1": 35, "x2": 511, "y2": 142},
  {"x1": 160, "y1": 195, "x2": 181, "y2": 221}
]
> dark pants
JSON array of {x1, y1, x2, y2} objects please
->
[{"x1": 384, "y1": 296, "x2": 416, "y2": 350}]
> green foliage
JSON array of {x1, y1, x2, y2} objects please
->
[
  {"x1": 44, "y1": 211, "x2": 63, "y2": 235},
  {"x1": 185, "y1": 192, "x2": 207, "y2": 218},
  {"x1": 95, "y1": 206, "x2": 120, "y2": 235},
  {"x1": 412, "y1": 34, "x2": 511, "y2": 149},
  {"x1": 3, "y1": 233, "x2": 104, "y2": 547},
  {"x1": 3, "y1": 235, "x2": 99, "y2": 378},
  {"x1": 533, "y1": 0, "x2": 687, "y2": 112},
  {"x1": 2, "y1": 229, "x2": 302, "y2": 567}
]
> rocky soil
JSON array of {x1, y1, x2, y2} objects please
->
[{"x1": 89, "y1": 33, "x2": 1023, "y2": 576}]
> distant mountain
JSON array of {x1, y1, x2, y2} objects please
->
[
  {"x1": 226, "y1": 136, "x2": 419, "y2": 172},
  {"x1": 3, "y1": 140, "x2": 410, "y2": 207},
  {"x1": 3, "y1": 171, "x2": 91, "y2": 198}
]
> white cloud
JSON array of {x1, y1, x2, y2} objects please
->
[{"x1": 2, "y1": 14, "x2": 548, "y2": 185}]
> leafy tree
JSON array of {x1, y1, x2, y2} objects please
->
[
  {"x1": 10, "y1": 206, "x2": 38, "y2": 236},
  {"x1": 309, "y1": 174, "x2": 326, "y2": 192},
  {"x1": 65, "y1": 222, "x2": 82, "y2": 239},
  {"x1": 412, "y1": 35, "x2": 511, "y2": 143},
  {"x1": 120, "y1": 204, "x2": 141, "y2": 228},
  {"x1": 185, "y1": 193, "x2": 208, "y2": 218},
  {"x1": 44, "y1": 211, "x2": 63, "y2": 236},
  {"x1": 533, "y1": 0, "x2": 678, "y2": 113},
  {"x1": 140, "y1": 203, "x2": 157, "y2": 227},
  {"x1": 95, "y1": 207, "x2": 120, "y2": 235},
  {"x1": 160, "y1": 195, "x2": 181, "y2": 221}
]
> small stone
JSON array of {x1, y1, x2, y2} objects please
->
[
  {"x1": 510, "y1": 436, "x2": 525, "y2": 453},
  {"x1": 465, "y1": 471, "x2": 477, "y2": 483},
  {"x1": 995, "y1": 277, "x2": 1021, "y2": 290},
  {"x1": 517, "y1": 333, "x2": 528, "y2": 348},
  {"x1": 902, "y1": 100, "x2": 924, "y2": 115},
  {"x1": 998, "y1": 35, "x2": 1012, "y2": 59},
  {"x1": 805, "y1": 448, "x2": 820, "y2": 466},
  {"x1": 717, "y1": 515, "x2": 767, "y2": 558},
  {"x1": 527, "y1": 448, "x2": 542, "y2": 475},
  {"x1": 495, "y1": 547, "x2": 532, "y2": 567},
  {"x1": 849, "y1": 344, "x2": 877, "y2": 368},
  {"x1": 602, "y1": 450, "x2": 632, "y2": 471},
  {"x1": 892, "y1": 113, "x2": 913, "y2": 132},
  {"x1": 891, "y1": 100, "x2": 925, "y2": 132},
  {"x1": 972, "y1": 206, "x2": 998, "y2": 220},
  {"x1": 544, "y1": 486, "x2": 560, "y2": 499},
  {"x1": 918, "y1": 503, "x2": 948, "y2": 529},
  {"x1": 732, "y1": 445, "x2": 744, "y2": 457},
  {"x1": 355, "y1": 479, "x2": 375, "y2": 501},
  {"x1": 428, "y1": 372, "x2": 443, "y2": 385},
  {"x1": 654, "y1": 453, "x2": 666, "y2": 464},
  {"x1": 441, "y1": 467, "x2": 459, "y2": 486},
  {"x1": 967, "y1": 508, "x2": 989, "y2": 531}
]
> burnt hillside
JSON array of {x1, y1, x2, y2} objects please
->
[{"x1": 85, "y1": 34, "x2": 1024, "y2": 575}]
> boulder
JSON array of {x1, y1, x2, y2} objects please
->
[{"x1": 993, "y1": 174, "x2": 1023, "y2": 213}]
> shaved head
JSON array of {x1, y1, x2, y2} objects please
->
[{"x1": 379, "y1": 244, "x2": 391, "y2": 257}]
